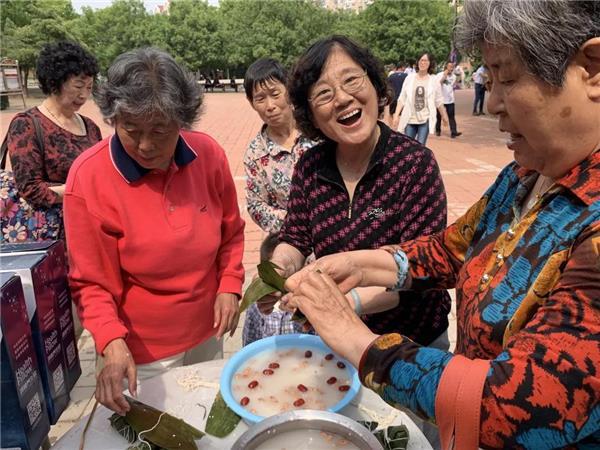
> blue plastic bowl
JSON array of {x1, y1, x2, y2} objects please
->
[{"x1": 220, "y1": 334, "x2": 361, "y2": 424}]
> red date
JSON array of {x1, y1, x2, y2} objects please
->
[
  {"x1": 304, "y1": 350, "x2": 312, "y2": 358},
  {"x1": 241, "y1": 396, "x2": 250, "y2": 406},
  {"x1": 338, "y1": 385, "x2": 350, "y2": 392},
  {"x1": 327, "y1": 377, "x2": 337, "y2": 385},
  {"x1": 262, "y1": 369, "x2": 274, "y2": 375},
  {"x1": 248, "y1": 380, "x2": 259, "y2": 389},
  {"x1": 325, "y1": 353, "x2": 334, "y2": 361},
  {"x1": 293, "y1": 398, "x2": 305, "y2": 407},
  {"x1": 337, "y1": 361, "x2": 346, "y2": 369},
  {"x1": 297, "y1": 384, "x2": 308, "y2": 392},
  {"x1": 268, "y1": 362, "x2": 280, "y2": 369}
]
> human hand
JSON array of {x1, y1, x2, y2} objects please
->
[
  {"x1": 256, "y1": 290, "x2": 283, "y2": 315},
  {"x1": 48, "y1": 184, "x2": 66, "y2": 200},
  {"x1": 287, "y1": 271, "x2": 377, "y2": 367},
  {"x1": 96, "y1": 338, "x2": 136, "y2": 415},
  {"x1": 285, "y1": 252, "x2": 365, "y2": 294},
  {"x1": 256, "y1": 262, "x2": 295, "y2": 315},
  {"x1": 214, "y1": 293, "x2": 240, "y2": 338}
]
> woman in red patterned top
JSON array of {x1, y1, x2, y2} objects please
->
[{"x1": 4, "y1": 41, "x2": 101, "y2": 241}]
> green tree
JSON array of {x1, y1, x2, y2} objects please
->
[
  {"x1": 357, "y1": 0, "x2": 454, "y2": 68},
  {"x1": 1, "y1": 0, "x2": 79, "y2": 94},
  {"x1": 69, "y1": 0, "x2": 160, "y2": 71},
  {"x1": 218, "y1": 0, "x2": 335, "y2": 74},
  {"x1": 165, "y1": 0, "x2": 226, "y2": 74}
]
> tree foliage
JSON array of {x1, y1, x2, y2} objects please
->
[
  {"x1": 357, "y1": 0, "x2": 454, "y2": 66},
  {"x1": 1, "y1": 0, "x2": 456, "y2": 77},
  {"x1": 218, "y1": 0, "x2": 338, "y2": 72},
  {"x1": 1, "y1": 0, "x2": 80, "y2": 91},
  {"x1": 165, "y1": 0, "x2": 225, "y2": 71},
  {"x1": 68, "y1": 0, "x2": 160, "y2": 70}
]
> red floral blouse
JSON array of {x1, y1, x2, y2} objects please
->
[{"x1": 6, "y1": 107, "x2": 102, "y2": 208}]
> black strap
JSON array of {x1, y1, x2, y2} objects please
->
[{"x1": 0, "y1": 110, "x2": 45, "y2": 170}]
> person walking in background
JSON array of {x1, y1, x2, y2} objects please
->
[
  {"x1": 435, "y1": 61, "x2": 462, "y2": 138},
  {"x1": 392, "y1": 52, "x2": 449, "y2": 145},
  {"x1": 241, "y1": 58, "x2": 316, "y2": 345},
  {"x1": 454, "y1": 63, "x2": 465, "y2": 89},
  {"x1": 472, "y1": 64, "x2": 488, "y2": 115},
  {"x1": 3, "y1": 41, "x2": 102, "y2": 242},
  {"x1": 387, "y1": 62, "x2": 408, "y2": 116}
]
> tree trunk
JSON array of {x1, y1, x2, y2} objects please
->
[{"x1": 22, "y1": 67, "x2": 29, "y2": 97}]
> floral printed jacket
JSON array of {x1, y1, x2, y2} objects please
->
[
  {"x1": 244, "y1": 124, "x2": 315, "y2": 233},
  {"x1": 1, "y1": 108, "x2": 101, "y2": 242},
  {"x1": 360, "y1": 151, "x2": 600, "y2": 449}
]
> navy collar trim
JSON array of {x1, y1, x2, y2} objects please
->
[{"x1": 109, "y1": 133, "x2": 197, "y2": 183}]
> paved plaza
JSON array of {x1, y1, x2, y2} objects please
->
[{"x1": 0, "y1": 89, "x2": 513, "y2": 444}]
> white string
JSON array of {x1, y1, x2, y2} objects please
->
[
  {"x1": 135, "y1": 411, "x2": 167, "y2": 450},
  {"x1": 114, "y1": 421, "x2": 137, "y2": 444}
]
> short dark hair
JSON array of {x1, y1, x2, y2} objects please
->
[
  {"x1": 418, "y1": 52, "x2": 436, "y2": 75},
  {"x1": 288, "y1": 35, "x2": 391, "y2": 141},
  {"x1": 36, "y1": 41, "x2": 99, "y2": 96},
  {"x1": 396, "y1": 62, "x2": 405, "y2": 69},
  {"x1": 244, "y1": 58, "x2": 288, "y2": 102}
]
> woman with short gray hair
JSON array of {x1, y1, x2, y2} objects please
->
[
  {"x1": 64, "y1": 48, "x2": 245, "y2": 416},
  {"x1": 282, "y1": 1, "x2": 600, "y2": 448},
  {"x1": 94, "y1": 47, "x2": 202, "y2": 128}
]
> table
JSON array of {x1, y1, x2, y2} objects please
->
[{"x1": 53, "y1": 359, "x2": 432, "y2": 449}]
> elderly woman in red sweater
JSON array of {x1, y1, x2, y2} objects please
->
[{"x1": 64, "y1": 48, "x2": 244, "y2": 415}]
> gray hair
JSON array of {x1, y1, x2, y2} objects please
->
[
  {"x1": 454, "y1": 0, "x2": 600, "y2": 87},
  {"x1": 95, "y1": 47, "x2": 203, "y2": 128}
]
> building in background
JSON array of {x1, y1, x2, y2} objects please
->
[
  {"x1": 153, "y1": 0, "x2": 170, "y2": 15},
  {"x1": 316, "y1": 0, "x2": 373, "y2": 12}
]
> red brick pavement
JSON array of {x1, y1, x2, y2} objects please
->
[{"x1": 0, "y1": 89, "x2": 513, "y2": 278}]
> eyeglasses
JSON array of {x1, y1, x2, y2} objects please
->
[{"x1": 308, "y1": 71, "x2": 368, "y2": 107}]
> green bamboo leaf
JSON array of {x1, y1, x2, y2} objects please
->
[
  {"x1": 257, "y1": 261, "x2": 287, "y2": 292},
  {"x1": 373, "y1": 424, "x2": 409, "y2": 450},
  {"x1": 205, "y1": 391, "x2": 241, "y2": 438},
  {"x1": 358, "y1": 421, "x2": 409, "y2": 450},
  {"x1": 110, "y1": 413, "x2": 163, "y2": 450},
  {"x1": 240, "y1": 277, "x2": 278, "y2": 313},
  {"x1": 123, "y1": 397, "x2": 203, "y2": 450}
]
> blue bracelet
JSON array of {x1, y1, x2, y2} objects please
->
[
  {"x1": 350, "y1": 289, "x2": 362, "y2": 314},
  {"x1": 386, "y1": 249, "x2": 409, "y2": 291}
]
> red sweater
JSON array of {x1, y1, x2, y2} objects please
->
[{"x1": 64, "y1": 131, "x2": 245, "y2": 363}]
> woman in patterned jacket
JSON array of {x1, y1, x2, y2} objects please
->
[
  {"x1": 241, "y1": 58, "x2": 316, "y2": 345},
  {"x1": 284, "y1": 1, "x2": 600, "y2": 448},
  {"x1": 3, "y1": 41, "x2": 101, "y2": 242},
  {"x1": 258, "y1": 36, "x2": 452, "y2": 364}
]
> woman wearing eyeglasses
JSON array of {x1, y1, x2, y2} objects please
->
[{"x1": 258, "y1": 36, "x2": 451, "y2": 370}]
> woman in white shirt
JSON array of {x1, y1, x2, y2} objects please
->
[{"x1": 392, "y1": 52, "x2": 448, "y2": 145}]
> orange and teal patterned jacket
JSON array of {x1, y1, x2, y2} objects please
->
[{"x1": 359, "y1": 151, "x2": 600, "y2": 449}]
